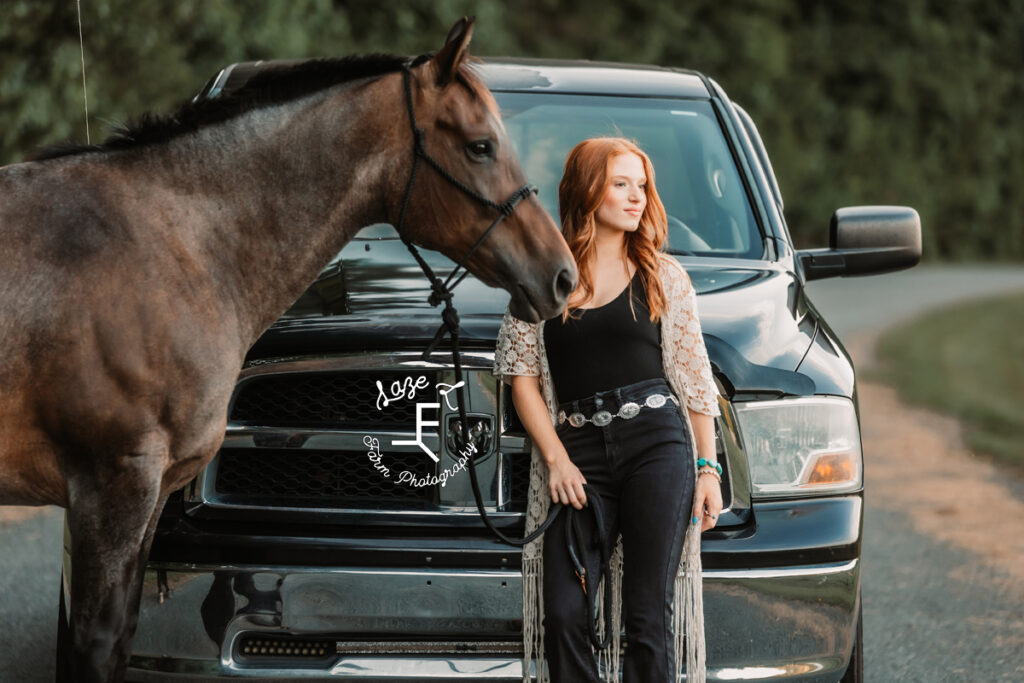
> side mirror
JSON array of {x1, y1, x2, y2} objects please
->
[{"x1": 796, "y1": 206, "x2": 921, "y2": 281}]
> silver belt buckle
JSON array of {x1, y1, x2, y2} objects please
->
[
  {"x1": 645, "y1": 394, "x2": 668, "y2": 409},
  {"x1": 558, "y1": 392, "x2": 676, "y2": 428}
]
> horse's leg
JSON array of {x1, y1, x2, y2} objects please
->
[{"x1": 64, "y1": 440, "x2": 168, "y2": 683}]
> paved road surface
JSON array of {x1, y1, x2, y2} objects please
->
[
  {"x1": 804, "y1": 262, "x2": 1024, "y2": 342},
  {"x1": 2, "y1": 262, "x2": 1023, "y2": 681}
]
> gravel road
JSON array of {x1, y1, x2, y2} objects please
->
[{"x1": 2, "y1": 262, "x2": 1023, "y2": 682}]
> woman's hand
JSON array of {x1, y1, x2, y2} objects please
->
[
  {"x1": 547, "y1": 453, "x2": 588, "y2": 510},
  {"x1": 692, "y1": 471, "x2": 723, "y2": 532},
  {"x1": 509, "y1": 375, "x2": 588, "y2": 510}
]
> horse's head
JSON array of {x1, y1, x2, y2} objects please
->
[{"x1": 387, "y1": 18, "x2": 576, "y2": 323}]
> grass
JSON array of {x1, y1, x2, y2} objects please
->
[{"x1": 862, "y1": 291, "x2": 1024, "y2": 471}]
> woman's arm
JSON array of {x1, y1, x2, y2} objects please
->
[
  {"x1": 510, "y1": 374, "x2": 588, "y2": 510},
  {"x1": 688, "y1": 410, "x2": 716, "y2": 464},
  {"x1": 661, "y1": 258, "x2": 723, "y2": 531},
  {"x1": 689, "y1": 409, "x2": 722, "y2": 531},
  {"x1": 492, "y1": 306, "x2": 587, "y2": 509}
]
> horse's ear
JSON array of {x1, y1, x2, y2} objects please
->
[{"x1": 432, "y1": 16, "x2": 475, "y2": 87}]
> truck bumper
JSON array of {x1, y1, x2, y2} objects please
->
[{"x1": 117, "y1": 557, "x2": 860, "y2": 682}]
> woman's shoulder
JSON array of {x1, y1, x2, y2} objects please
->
[{"x1": 654, "y1": 251, "x2": 692, "y2": 291}]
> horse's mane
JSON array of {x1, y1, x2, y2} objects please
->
[{"x1": 30, "y1": 51, "x2": 486, "y2": 162}]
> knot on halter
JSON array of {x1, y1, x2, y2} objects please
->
[
  {"x1": 427, "y1": 278, "x2": 453, "y2": 308},
  {"x1": 499, "y1": 184, "x2": 539, "y2": 216},
  {"x1": 441, "y1": 305, "x2": 460, "y2": 333}
]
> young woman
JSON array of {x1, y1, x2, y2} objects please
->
[{"x1": 493, "y1": 137, "x2": 723, "y2": 683}]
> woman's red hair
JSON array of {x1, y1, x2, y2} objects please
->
[{"x1": 557, "y1": 137, "x2": 669, "y2": 323}]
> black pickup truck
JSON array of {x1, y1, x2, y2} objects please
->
[{"x1": 60, "y1": 57, "x2": 920, "y2": 682}]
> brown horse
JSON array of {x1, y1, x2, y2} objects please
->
[{"x1": 0, "y1": 18, "x2": 575, "y2": 683}]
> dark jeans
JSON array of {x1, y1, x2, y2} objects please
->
[{"x1": 543, "y1": 377, "x2": 695, "y2": 683}]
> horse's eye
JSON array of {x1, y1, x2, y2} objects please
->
[{"x1": 467, "y1": 140, "x2": 494, "y2": 160}]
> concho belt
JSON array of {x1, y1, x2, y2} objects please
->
[{"x1": 557, "y1": 393, "x2": 680, "y2": 428}]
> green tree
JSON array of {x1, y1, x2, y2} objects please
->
[{"x1": 2, "y1": 0, "x2": 1021, "y2": 261}]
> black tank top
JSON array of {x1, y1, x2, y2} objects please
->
[{"x1": 543, "y1": 269, "x2": 664, "y2": 403}]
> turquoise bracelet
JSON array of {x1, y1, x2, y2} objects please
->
[{"x1": 696, "y1": 457, "x2": 722, "y2": 475}]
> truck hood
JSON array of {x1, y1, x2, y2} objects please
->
[{"x1": 248, "y1": 235, "x2": 833, "y2": 398}]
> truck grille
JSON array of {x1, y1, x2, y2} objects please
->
[
  {"x1": 230, "y1": 372, "x2": 437, "y2": 428},
  {"x1": 215, "y1": 448, "x2": 435, "y2": 507},
  {"x1": 190, "y1": 362, "x2": 529, "y2": 522}
]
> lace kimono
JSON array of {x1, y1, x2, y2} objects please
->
[{"x1": 492, "y1": 252, "x2": 722, "y2": 683}]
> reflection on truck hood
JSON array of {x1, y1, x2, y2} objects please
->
[{"x1": 250, "y1": 238, "x2": 833, "y2": 397}]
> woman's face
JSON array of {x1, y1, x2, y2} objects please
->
[{"x1": 594, "y1": 152, "x2": 647, "y2": 234}]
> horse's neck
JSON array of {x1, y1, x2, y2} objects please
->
[{"x1": 124, "y1": 77, "x2": 402, "y2": 345}]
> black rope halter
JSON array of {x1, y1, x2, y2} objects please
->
[
  {"x1": 393, "y1": 61, "x2": 555, "y2": 541},
  {"x1": 393, "y1": 61, "x2": 613, "y2": 649},
  {"x1": 395, "y1": 62, "x2": 536, "y2": 326}
]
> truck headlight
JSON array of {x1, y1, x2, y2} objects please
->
[{"x1": 733, "y1": 396, "x2": 862, "y2": 498}]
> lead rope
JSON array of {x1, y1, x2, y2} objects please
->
[{"x1": 394, "y1": 60, "x2": 614, "y2": 648}]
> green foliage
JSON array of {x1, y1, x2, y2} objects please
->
[
  {"x1": 2, "y1": 0, "x2": 1021, "y2": 260},
  {"x1": 871, "y1": 291, "x2": 1024, "y2": 469}
]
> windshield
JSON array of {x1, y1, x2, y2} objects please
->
[
  {"x1": 494, "y1": 92, "x2": 762, "y2": 259},
  {"x1": 280, "y1": 92, "x2": 765, "y2": 319}
]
